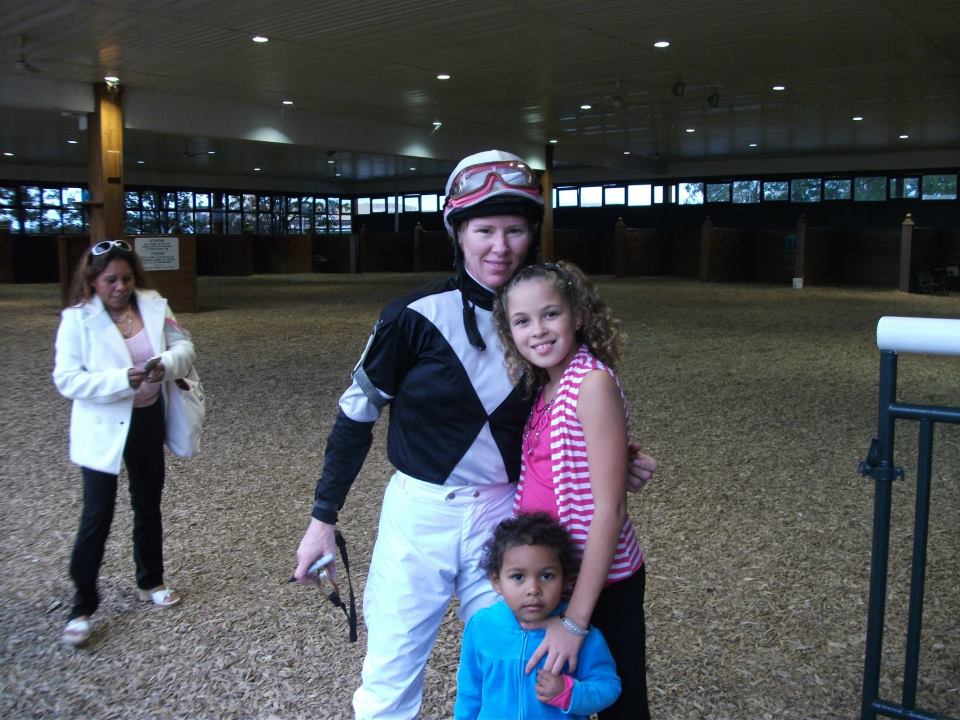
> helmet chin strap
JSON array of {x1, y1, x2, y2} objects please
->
[{"x1": 457, "y1": 261, "x2": 487, "y2": 351}]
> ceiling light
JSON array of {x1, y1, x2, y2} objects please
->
[
  {"x1": 852, "y1": 116, "x2": 863, "y2": 121},
  {"x1": 772, "y1": 84, "x2": 786, "y2": 91},
  {"x1": 327, "y1": 159, "x2": 335, "y2": 164},
  {"x1": 707, "y1": 89, "x2": 720, "y2": 108},
  {"x1": 335, "y1": 172, "x2": 341, "y2": 177},
  {"x1": 685, "y1": 128, "x2": 695, "y2": 133},
  {"x1": 749, "y1": 143, "x2": 758, "y2": 148},
  {"x1": 672, "y1": 80, "x2": 685, "y2": 97},
  {"x1": 207, "y1": 150, "x2": 216, "y2": 155},
  {"x1": 654, "y1": 40, "x2": 670, "y2": 48},
  {"x1": 3, "y1": 152, "x2": 14, "y2": 157},
  {"x1": 436, "y1": 73, "x2": 450, "y2": 80},
  {"x1": 899, "y1": 134, "x2": 909, "y2": 139},
  {"x1": 67, "y1": 139, "x2": 78, "y2": 144},
  {"x1": 548, "y1": 139, "x2": 558, "y2": 144},
  {"x1": 104, "y1": 75, "x2": 119, "y2": 83},
  {"x1": 409, "y1": 167, "x2": 416, "y2": 171},
  {"x1": 252, "y1": 35, "x2": 269, "y2": 43},
  {"x1": 282, "y1": 100, "x2": 294, "y2": 105},
  {"x1": 580, "y1": 103, "x2": 592, "y2": 110},
  {"x1": 623, "y1": 151, "x2": 631, "y2": 155},
  {"x1": 254, "y1": 167, "x2": 261, "y2": 171},
  {"x1": 432, "y1": 121, "x2": 442, "y2": 127},
  {"x1": 137, "y1": 160, "x2": 145, "y2": 164}
]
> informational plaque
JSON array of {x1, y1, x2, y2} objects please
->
[{"x1": 135, "y1": 236, "x2": 180, "y2": 271}]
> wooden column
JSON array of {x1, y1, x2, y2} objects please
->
[
  {"x1": 413, "y1": 221, "x2": 423, "y2": 272},
  {"x1": 539, "y1": 143, "x2": 555, "y2": 262},
  {"x1": 614, "y1": 217, "x2": 626, "y2": 278},
  {"x1": 795, "y1": 213, "x2": 807, "y2": 284},
  {"x1": 898, "y1": 213, "x2": 914, "y2": 292},
  {"x1": 87, "y1": 82, "x2": 125, "y2": 243}
]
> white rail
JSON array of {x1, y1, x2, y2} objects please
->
[{"x1": 876, "y1": 316, "x2": 960, "y2": 356}]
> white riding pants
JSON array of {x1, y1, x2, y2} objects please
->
[{"x1": 352, "y1": 471, "x2": 515, "y2": 720}]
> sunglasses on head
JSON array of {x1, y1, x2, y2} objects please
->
[{"x1": 91, "y1": 239, "x2": 133, "y2": 256}]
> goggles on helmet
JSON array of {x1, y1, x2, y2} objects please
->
[{"x1": 447, "y1": 160, "x2": 539, "y2": 203}]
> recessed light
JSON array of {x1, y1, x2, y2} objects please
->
[
  {"x1": 548, "y1": 139, "x2": 558, "y2": 144},
  {"x1": 104, "y1": 75, "x2": 120, "y2": 84},
  {"x1": 899, "y1": 134, "x2": 909, "y2": 139},
  {"x1": 749, "y1": 143, "x2": 758, "y2": 148},
  {"x1": 772, "y1": 84, "x2": 786, "y2": 91},
  {"x1": 282, "y1": 100, "x2": 294, "y2": 106},
  {"x1": 335, "y1": 172, "x2": 341, "y2": 177},
  {"x1": 852, "y1": 116, "x2": 863, "y2": 121},
  {"x1": 67, "y1": 140, "x2": 78, "y2": 144},
  {"x1": 580, "y1": 104, "x2": 592, "y2": 110},
  {"x1": 254, "y1": 167, "x2": 261, "y2": 171},
  {"x1": 654, "y1": 40, "x2": 670, "y2": 48},
  {"x1": 436, "y1": 73, "x2": 450, "y2": 80},
  {"x1": 623, "y1": 151, "x2": 631, "y2": 155},
  {"x1": 207, "y1": 150, "x2": 216, "y2": 155},
  {"x1": 409, "y1": 167, "x2": 416, "y2": 171},
  {"x1": 3, "y1": 152, "x2": 14, "y2": 157},
  {"x1": 327, "y1": 159, "x2": 335, "y2": 164},
  {"x1": 137, "y1": 160, "x2": 145, "y2": 164},
  {"x1": 685, "y1": 128, "x2": 695, "y2": 133},
  {"x1": 432, "y1": 121, "x2": 442, "y2": 127},
  {"x1": 252, "y1": 35, "x2": 269, "y2": 43}
]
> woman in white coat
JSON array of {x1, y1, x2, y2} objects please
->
[{"x1": 53, "y1": 239, "x2": 195, "y2": 646}]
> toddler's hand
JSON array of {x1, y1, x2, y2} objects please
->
[{"x1": 535, "y1": 669, "x2": 565, "y2": 703}]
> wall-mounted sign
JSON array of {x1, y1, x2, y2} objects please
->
[{"x1": 135, "y1": 236, "x2": 180, "y2": 271}]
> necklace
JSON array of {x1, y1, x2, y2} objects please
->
[
  {"x1": 522, "y1": 392, "x2": 556, "y2": 456},
  {"x1": 109, "y1": 309, "x2": 134, "y2": 338}
]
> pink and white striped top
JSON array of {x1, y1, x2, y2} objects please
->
[{"x1": 515, "y1": 345, "x2": 644, "y2": 583}]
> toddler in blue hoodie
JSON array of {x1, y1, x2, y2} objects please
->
[{"x1": 454, "y1": 513, "x2": 620, "y2": 719}]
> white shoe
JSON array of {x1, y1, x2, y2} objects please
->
[
  {"x1": 137, "y1": 586, "x2": 182, "y2": 607},
  {"x1": 62, "y1": 616, "x2": 92, "y2": 646}
]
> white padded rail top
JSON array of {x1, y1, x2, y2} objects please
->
[{"x1": 877, "y1": 316, "x2": 960, "y2": 356}]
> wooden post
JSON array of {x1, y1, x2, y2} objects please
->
[
  {"x1": 614, "y1": 217, "x2": 626, "y2": 278},
  {"x1": 539, "y1": 143, "x2": 555, "y2": 262},
  {"x1": 86, "y1": 82, "x2": 125, "y2": 244},
  {"x1": 898, "y1": 213, "x2": 914, "y2": 293},
  {"x1": 0, "y1": 221, "x2": 11, "y2": 283},
  {"x1": 413, "y1": 221, "x2": 423, "y2": 272},
  {"x1": 795, "y1": 214, "x2": 807, "y2": 286},
  {"x1": 699, "y1": 216, "x2": 713, "y2": 282}
]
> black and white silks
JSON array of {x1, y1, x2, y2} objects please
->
[{"x1": 312, "y1": 272, "x2": 531, "y2": 524}]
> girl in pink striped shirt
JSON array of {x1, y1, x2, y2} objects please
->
[{"x1": 494, "y1": 261, "x2": 650, "y2": 720}]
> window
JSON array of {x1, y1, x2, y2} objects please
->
[
  {"x1": 922, "y1": 174, "x2": 958, "y2": 200},
  {"x1": 603, "y1": 187, "x2": 625, "y2": 205},
  {"x1": 403, "y1": 195, "x2": 420, "y2": 212},
  {"x1": 854, "y1": 177, "x2": 886, "y2": 201},
  {"x1": 653, "y1": 186, "x2": 665, "y2": 204},
  {"x1": 420, "y1": 194, "x2": 439, "y2": 213},
  {"x1": 791, "y1": 178, "x2": 821, "y2": 203},
  {"x1": 732, "y1": 180, "x2": 760, "y2": 204},
  {"x1": 627, "y1": 184, "x2": 652, "y2": 206},
  {"x1": 823, "y1": 179, "x2": 852, "y2": 200},
  {"x1": 763, "y1": 181, "x2": 789, "y2": 201},
  {"x1": 580, "y1": 186, "x2": 603, "y2": 207},
  {"x1": 889, "y1": 177, "x2": 919, "y2": 199},
  {"x1": 557, "y1": 188, "x2": 578, "y2": 207},
  {"x1": 706, "y1": 183, "x2": 731, "y2": 203},
  {"x1": 372, "y1": 198, "x2": 386, "y2": 213},
  {"x1": 677, "y1": 182, "x2": 703, "y2": 205}
]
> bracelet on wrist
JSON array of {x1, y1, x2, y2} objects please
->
[{"x1": 559, "y1": 614, "x2": 588, "y2": 638}]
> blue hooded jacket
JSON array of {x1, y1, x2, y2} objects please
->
[{"x1": 454, "y1": 599, "x2": 620, "y2": 719}]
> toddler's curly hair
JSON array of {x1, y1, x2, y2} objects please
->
[{"x1": 481, "y1": 512, "x2": 579, "y2": 581}]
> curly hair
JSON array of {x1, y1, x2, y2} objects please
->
[
  {"x1": 493, "y1": 260, "x2": 624, "y2": 397},
  {"x1": 480, "y1": 512, "x2": 579, "y2": 582},
  {"x1": 66, "y1": 241, "x2": 150, "y2": 308}
]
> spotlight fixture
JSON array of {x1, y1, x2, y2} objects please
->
[
  {"x1": 671, "y1": 79, "x2": 685, "y2": 97},
  {"x1": 707, "y1": 89, "x2": 720, "y2": 108}
]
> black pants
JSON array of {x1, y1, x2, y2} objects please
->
[
  {"x1": 591, "y1": 564, "x2": 650, "y2": 720},
  {"x1": 69, "y1": 400, "x2": 166, "y2": 620}
]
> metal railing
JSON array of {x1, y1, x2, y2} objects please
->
[{"x1": 859, "y1": 317, "x2": 960, "y2": 720}]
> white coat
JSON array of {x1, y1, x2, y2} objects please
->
[{"x1": 53, "y1": 289, "x2": 196, "y2": 474}]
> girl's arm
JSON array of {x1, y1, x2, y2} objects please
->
[{"x1": 525, "y1": 370, "x2": 628, "y2": 675}]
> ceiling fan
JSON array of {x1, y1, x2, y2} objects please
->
[{"x1": 14, "y1": 35, "x2": 41, "y2": 74}]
